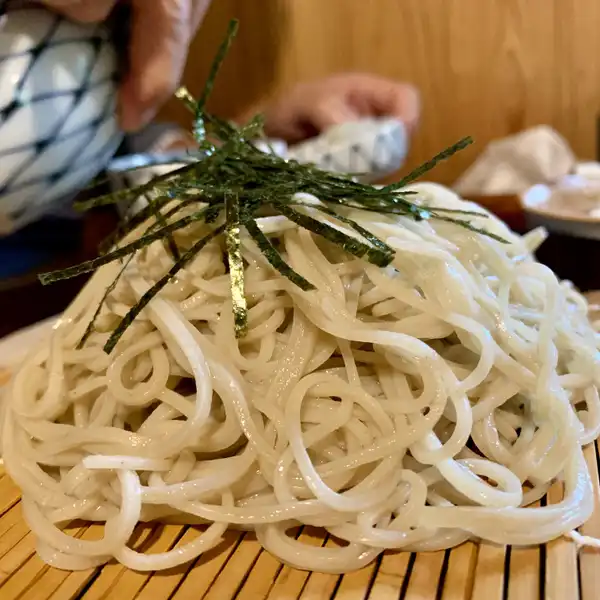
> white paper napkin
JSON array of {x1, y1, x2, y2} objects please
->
[{"x1": 453, "y1": 126, "x2": 577, "y2": 196}]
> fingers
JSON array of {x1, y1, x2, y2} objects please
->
[
  {"x1": 263, "y1": 116, "x2": 314, "y2": 145},
  {"x1": 120, "y1": 0, "x2": 192, "y2": 132},
  {"x1": 191, "y1": 0, "x2": 212, "y2": 32},
  {"x1": 11, "y1": 1, "x2": 210, "y2": 133},
  {"x1": 277, "y1": 75, "x2": 421, "y2": 143},
  {"x1": 41, "y1": 0, "x2": 118, "y2": 23},
  {"x1": 370, "y1": 80, "x2": 421, "y2": 133},
  {"x1": 120, "y1": 0, "x2": 212, "y2": 132},
  {"x1": 41, "y1": 0, "x2": 81, "y2": 5},
  {"x1": 308, "y1": 95, "x2": 361, "y2": 131},
  {"x1": 320, "y1": 74, "x2": 421, "y2": 134}
]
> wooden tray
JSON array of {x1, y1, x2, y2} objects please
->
[{"x1": 0, "y1": 440, "x2": 598, "y2": 600}]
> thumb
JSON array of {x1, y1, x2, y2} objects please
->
[{"x1": 120, "y1": 0, "x2": 191, "y2": 132}]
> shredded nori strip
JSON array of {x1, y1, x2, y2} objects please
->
[{"x1": 40, "y1": 19, "x2": 503, "y2": 353}]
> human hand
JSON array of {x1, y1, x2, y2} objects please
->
[
  {"x1": 258, "y1": 73, "x2": 421, "y2": 144},
  {"x1": 39, "y1": 0, "x2": 212, "y2": 132}
]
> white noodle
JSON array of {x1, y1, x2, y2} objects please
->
[{"x1": 3, "y1": 182, "x2": 600, "y2": 573}]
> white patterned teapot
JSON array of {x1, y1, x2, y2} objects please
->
[{"x1": 0, "y1": 6, "x2": 123, "y2": 233}]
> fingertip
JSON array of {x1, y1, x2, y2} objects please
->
[
  {"x1": 405, "y1": 87, "x2": 421, "y2": 134},
  {"x1": 311, "y1": 98, "x2": 360, "y2": 132},
  {"x1": 118, "y1": 84, "x2": 156, "y2": 132},
  {"x1": 386, "y1": 82, "x2": 421, "y2": 134},
  {"x1": 124, "y1": 0, "x2": 191, "y2": 131},
  {"x1": 120, "y1": 107, "x2": 155, "y2": 133}
]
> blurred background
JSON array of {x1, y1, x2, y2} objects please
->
[
  {"x1": 3, "y1": 0, "x2": 600, "y2": 336},
  {"x1": 158, "y1": 0, "x2": 600, "y2": 184}
]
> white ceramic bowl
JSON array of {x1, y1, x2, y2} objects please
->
[
  {"x1": 0, "y1": 7, "x2": 123, "y2": 233},
  {"x1": 521, "y1": 174, "x2": 600, "y2": 240}
]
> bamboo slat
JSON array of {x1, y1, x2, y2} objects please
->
[
  {"x1": 0, "y1": 455, "x2": 598, "y2": 600},
  {"x1": 2, "y1": 292, "x2": 600, "y2": 598}
]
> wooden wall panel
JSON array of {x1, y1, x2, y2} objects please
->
[{"x1": 160, "y1": 0, "x2": 600, "y2": 184}]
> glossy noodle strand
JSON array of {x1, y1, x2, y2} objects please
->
[{"x1": 3, "y1": 183, "x2": 600, "y2": 573}]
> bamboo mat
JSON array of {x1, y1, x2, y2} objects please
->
[
  {"x1": 1, "y1": 291, "x2": 599, "y2": 599},
  {"x1": 0, "y1": 441, "x2": 597, "y2": 600}
]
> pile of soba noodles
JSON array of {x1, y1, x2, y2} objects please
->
[{"x1": 3, "y1": 182, "x2": 600, "y2": 573}]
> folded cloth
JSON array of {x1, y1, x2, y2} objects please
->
[{"x1": 453, "y1": 126, "x2": 577, "y2": 197}]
